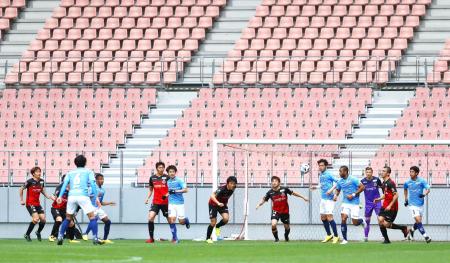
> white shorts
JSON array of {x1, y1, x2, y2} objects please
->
[
  {"x1": 319, "y1": 199, "x2": 335, "y2": 215},
  {"x1": 95, "y1": 208, "x2": 108, "y2": 220},
  {"x1": 341, "y1": 203, "x2": 360, "y2": 219},
  {"x1": 409, "y1": 205, "x2": 424, "y2": 218},
  {"x1": 66, "y1": 196, "x2": 96, "y2": 215},
  {"x1": 168, "y1": 204, "x2": 185, "y2": 219}
]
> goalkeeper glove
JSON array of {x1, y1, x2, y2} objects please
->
[
  {"x1": 169, "y1": 190, "x2": 176, "y2": 195},
  {"x1": 419, "y1": 194, "x2": 425, "y2": 198},
  {"x1": 404, "y1": 200, "x2": 408, "y2": 207}
]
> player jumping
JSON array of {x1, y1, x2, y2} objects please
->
[
  {"x1": 333, "y1": 165, "x2": 366, "y2": 245},
  {"x1": 256, "y1": 176, "x2": 309, "y2": 242},
  {"x1": 144, "y1": 161, "x2": 169, "y2": 243},
  {"x1": 19, "y1": 166, "x2": 55, "y2": 242},
  {"x1": 56, "y1": 155, "x2": 103, "y2": 245},
  {"x1": 310, "y1": 159, "x2": 339, "y2": 243},
  {"x1": 166, "y1": 165, "x2": 190, "y2": 243},
  {"x1": 206, "y1": 176, "x2": 238, "y2": 243},
  {"x1": 360, "y1": 167, "x2": 382, "y2": 241},
  {"x1": 404, "y1": 166, "x2": 431, "y2": 243},
  {"x1": 83, "y1": 173, "x2": 116, "y2": 244},
  {"x1": 374, "y1": 166, "x2": 409, "y2": 244}
]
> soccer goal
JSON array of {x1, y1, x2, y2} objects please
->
[{"x1": 211, "y1": 139, "x2": 450, "y2": 241}]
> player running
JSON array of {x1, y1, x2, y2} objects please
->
[
  {"x1": 83, "y1": 173, "x2": 116, "y2": 244},
  {"x1": 49, "y1": 174, "x2": 78, "y2": 243},
  {"x1": 206, "y1": 176, "x2": 238, "y2": 244},
  {"x1": 333, "y1": 165, "x2": 366, "y2": 245},
  {"x1": 144, "y1": 161, "x2": 169, "y2": 243},
  {"x1": 374, "y1": 166, "x2": 409, "y2": 244},
  {"x1": 166, "y1": 165, "x2": 190, "y2": 243},
  {"x1": 360, "y1": 167, "x2": 383, "y2": 241},
  {"x1": 310, "y1": 159, "x2": 339, "y2": 243},
  {"x1": 19, "y1": 166, "x2": 55, "y2": 242},
  {"x1": 256, "y1": 176, "x2": 309, "y2": 242},
  {"x1": 56, "y1": 155, "x2": 103, "y2": 245},
  {"x1": 404, "y1": 166, "x2": 431, "y2": 243}
]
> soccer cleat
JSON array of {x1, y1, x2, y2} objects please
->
[
  {"x1": 103, "y1": 239, "x2": 114, "y2": 244},
  {"x1": 340, "y1": 240, "x2": 348, "y2": 245},
  {"x1": 215, "y1": 227, "x2": 221, "y2": 238},
  {"x1": 274, "y1": 238, "x2": 280, "y2": 243},
  {"x1": 82, "y1": 234, "x2": 88, "y2": 241},
  {"x1": 382, "y1": 240, "x2": 391, "y2": 244},
  {"x1": 285, "y1": 235, "x2": 289, "y2": 242},
  {"x1": 57, "y1": 237, "x2": 64, "y2": 246},
  {"x1": 206, "y1": 239, "x2": 214, "y2": 244},
  {"x1": 425, "y1": 236, "x2": 431, "y2": 243},
  {"x1": 93, "y1": 239, "x2": 104, "y2": 245},
  {"x1": 145, "y1": 239, "x2": 154, "y2": 244},
  {"x1": 364, "y1": 237, "x2": 368, "y2": 242},
  {"x1": 35, "y1": 231, "x2": 42, "y2": 242},
  {"x1": 401, "y1": 227, "x2": 409, "y2": 239},
  {"x1": 24, "y1": 234, "x2": 32, "y2": 242},
  {"x1": 69, "y1": 239, "x2": 80, "y2": 244},
  {"x1": 48, "y1": 235, "x2": 56, "y2": 242},
  {"x1": 332, "y1": 236, "x2": 340, "y2": 244},
  {"x1": 321, "y1": 235, "x2": 333, "y2": 243},
  {"x1": 171, "y1": 239, "x2": 179, "y2": 244}
]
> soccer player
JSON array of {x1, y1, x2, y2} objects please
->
[
  {"x1": 144, "y1": 161, "x2": 169, "y2": 243},
  {"x1": 310, "y1": 159, "x2": 339, "y2": 243},
  {"x1": 19, "y1": 166, "x2": 55, "y2": 242},
  {"x1": 56, "y1": 155, "x2": 103, "y2": 245},
  {"x1": 49, "y1": 174, "x2": 78, "y2": 243},
  {"x1": 374, "y1": 166, "x2": 409, "y2": 244},
  {"x1": 166, "y1": 165, "x2": 190, "y2": 243},
  {"x1": 206, "y1": 176, "x2": 238, "y2": 244},
  {"x1": 333, "y1": 165, "x2": 366, "y2": 244},
  {"x1": 404, "y1": 166, "x2": 431, "y2": 243},
  {"x1": 360, "y1": 167, "x2": 383, "y2": 241},
  {"x1": 256, "y1": 176, "x2": 309, "y2": 242},
  {"x1": 83, "y1": 173, "x2": 116, "y2": 244}
]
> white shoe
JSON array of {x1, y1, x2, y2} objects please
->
[
  {"x1": 340, "y1": 239, "x2": 348, "y2": 245},
  {"x1": 363, "y1": 237, "x2": 368, "y2": 242}
]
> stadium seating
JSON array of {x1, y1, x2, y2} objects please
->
[
  {"x1": 0, "y1": 0, "x2": 25, "y2": 40},
  {"x1": 214, "y1": 0, "x2": 431, "y2": 85},
  {"x1": 427, "y1": 39, "x2": 450, "y2": 84},
  {"x1": 5, "y1": 0, "x2": 226, "y2": 85},
  {"x1": 0, "y1": 87, "x2": 157, "y2": 183},
  {"x1": 370, "y1": 87, "x2": 450, "y2": 184},
  {"x1": 137, "y1": 87, "x2": 372, "y2": 185}
]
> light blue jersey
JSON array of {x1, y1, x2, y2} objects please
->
[
  {"x1": 167, "y1": 177, "x2": 186, "y2": 205},
  {"x1": 336, "y1": 176, "x2": 361, "y2": 205},
  {"x1": 404, "y1": 177, "x2": 430, "y2": 207},
  {"x1": 320, "y1": 170, "x2": 338, "y2": 200},
  {"x1": 59, "y1": 167, "x2": 97, "y2": 198},
  {"x1": 89, "y1": 186, "x2": 105, "y2": 207}
]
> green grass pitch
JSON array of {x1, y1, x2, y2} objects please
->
[{"x1": 1, "y1": 239, "x2": 450, "y2": 263}]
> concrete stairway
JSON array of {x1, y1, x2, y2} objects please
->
[
  {"x1": 0, "y1": 0, "x2": 60, "y2": 86},
  {"x1": 102, "y1": 91, "x2": 198, "y2": 186},
  {"x1": 180, "y1": 0, "x2": 260, "y2": 84}
]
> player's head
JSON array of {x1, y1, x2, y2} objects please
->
[
  {"x1": 317, "y1": 159, "x2": 328, "y2": 172},
  {"x1": 339, "y1": 165, "x2": 349, "y2": 178},
  {"x1": 74, "y1": 155, "x2": 87, "y2": 168},
  {"x1": 271, "y1": 176, "x2": 281, "y2": 189},
  {"x1": 166, "y1": 165, "x2": 177, "y2": 178},
  {"x1": 95, "y1": 173, "x2": 104, "y2": 186},
  {"x1": 381, "y1": 166, "x2": 391, "y2": 179},
  {"x1": 365, "y1": 167, "x2": 373, "y2": 178},
  {"x1": 409, "y1": 166, "x2": 420, "y2": 179},
  {"x1": 30, "y1": 166, "x2": 41, "y2": 179},
  {"x1": 226, "y1": 176, "x2": 237, "y2": 190},
  {"x1": 155, "y1": 161, "x2": 165, "y2": 175}
]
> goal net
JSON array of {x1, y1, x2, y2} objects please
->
[{"x1": 211, "y1": 139, "x2": 450, "y2": 241}]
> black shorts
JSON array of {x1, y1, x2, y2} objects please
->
[
  {"x1": 271, "y1": 211, "x2": 290, "y2": 224},
  {"x1": 379, "y1": 208, "x2": 398, "y2": 223},
  {"x1": 209, "y1": 204, "x2": 229, "y2": 219},
  {"x1": 26, "y1": 205, "x2": 44, "y2": 216},
  {"x1": 150, "y1": 204, "x2": 168, "y2": 217},
  {"x1": 51, "y1": 207, "x2": 66, "y2": 220}
]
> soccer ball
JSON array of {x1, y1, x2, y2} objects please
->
[{"x1": 300, "y1": 163, "x2": 310, "y2": 173}]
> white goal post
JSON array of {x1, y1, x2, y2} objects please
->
[{"x1": 211, "y1": 139, "x2": 450, "y2": 240}]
